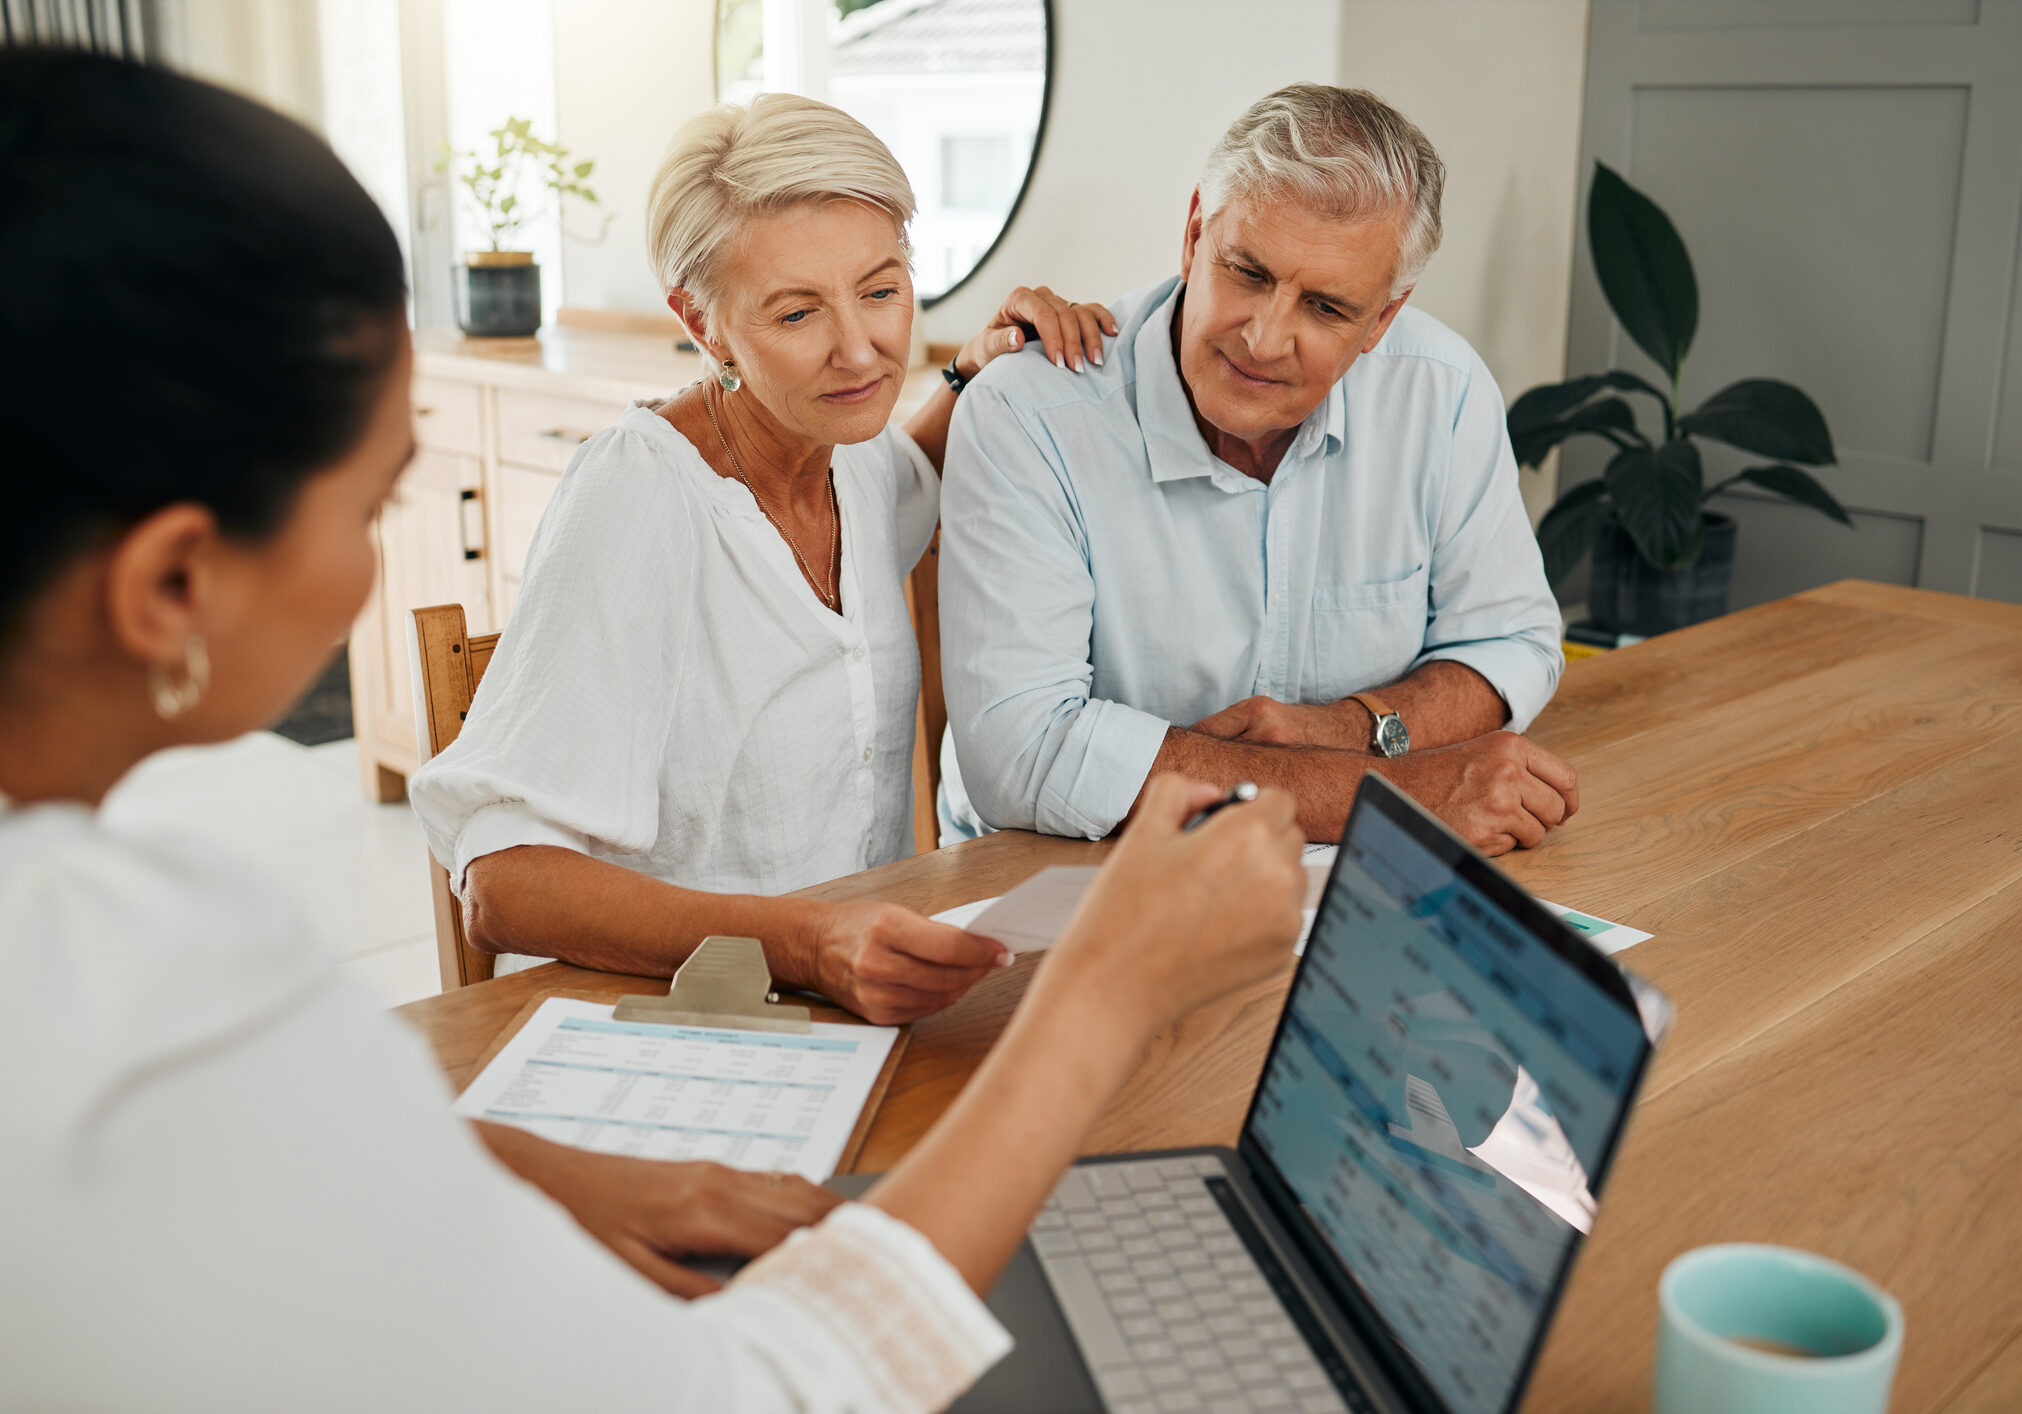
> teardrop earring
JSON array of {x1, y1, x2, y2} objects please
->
[{"x1": 718, "y1": 361, "x2": 741, "y2": 394}]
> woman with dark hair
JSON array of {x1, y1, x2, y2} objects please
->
[{"x1": 0, "y1": 51, "x2": 1306, "y2": 1412}]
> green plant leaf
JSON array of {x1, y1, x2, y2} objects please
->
[
  {"x1": 1678, "y1": 379, "x2": 1835, "y2": 465},
  {"x1": 1509, "y1": 369, "x2": 1672, "y2": 444},
  {"x1": 1605, "y1": 438, "x2": 1703, "y2": 567},
  {"x1": 575, "y1": 160, "x2": 594, "y2": 178},
  {"x1": 1718, "y1": 463, "x2": 1855, "y2": 526},
  {"x1": 1535, "y1": 478, "x2": 1611, "y2": 587},
  {"x1": 1508, "y1": 375, "x2": 1611, "y2": 436},
  {"x1": 1588, "y1": 162, "x2": 1698, "y2": 380},
  {"x1": 1511, "y1": 396, "x2": 1644, "y2": 469}
]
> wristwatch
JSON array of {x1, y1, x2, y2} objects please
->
[
  {"x1": 1351, "y1": 692, "x2": 1410, "y2": 757},
  {"x1": 941, "y1": 356, "x2": 971, "y2": 395}
]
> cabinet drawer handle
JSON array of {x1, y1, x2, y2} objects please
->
[
  {"x1": 538, "y1": 427, "x2": 596, "y2": 445},
  {"x1": 459, "y1": 488, "x2": 484, "y2": 562},
  {"x1": 416, "y1": 405, "x2": 437, "y2": 417}
]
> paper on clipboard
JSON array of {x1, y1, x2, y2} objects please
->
[{"x1": 452, "y1": 997, "x2": 898, "y2": 1181}]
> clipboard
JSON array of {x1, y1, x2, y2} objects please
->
[{"x1": 458, "y1": 937, "x2": 908, "y2": 1175}]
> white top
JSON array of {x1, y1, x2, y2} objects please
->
[
  {"x1": 410, "y1": 402, "x2": 938, "y2": 912},
  {"x1": 0, "y1": 799, "x2": 1009, "y2": 1412}
]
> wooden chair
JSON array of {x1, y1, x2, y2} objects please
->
[
  {"x1": 407, "y1": 544, "x2": 947, "y2": 991},
  {"x1": 906, "y1": 529, "x2": 947, "y2": 856},
  {"x1": 407, "y1": 604, "x2": 500, "y2": 991}
]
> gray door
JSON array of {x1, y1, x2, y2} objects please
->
[{"x1": 1564, "y1": 0, "x2": 2022, "y2": 608}]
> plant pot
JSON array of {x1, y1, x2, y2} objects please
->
[
  {"x1": 1589, "y1": 512, "x2": 1736, "y2": 636},
  {"x1": 454, "y1": 251, "x2": 541, "y2": 338}
]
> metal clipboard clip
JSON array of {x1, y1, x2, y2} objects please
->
[{"x1": 612, "y1": 935, "x2": 812, "y2": 1033}]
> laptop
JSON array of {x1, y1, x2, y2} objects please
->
[{"x1": 838, "y1": 773, "x2": 1670, "y2": 1414}]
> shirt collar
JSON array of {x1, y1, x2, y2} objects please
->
[{"x1": 1133, "y1": 278, "x2": 1347, "y2": 487}]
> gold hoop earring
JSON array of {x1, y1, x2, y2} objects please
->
[
  {"x1": 149, "y1": 634, "x2": 210, "y2": 721},
  {"x1": 718, "y1": 361, "x2": 741, "y2": 393}
]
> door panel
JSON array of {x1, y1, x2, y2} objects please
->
[{"x1": 1566, "y1": 3, "x2": 2022, "y2": 607}]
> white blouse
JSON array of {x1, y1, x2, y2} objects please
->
[
  {"x1": 0, "y1": 800, "x2": 1008, "y2": 1412},
  {"x1": 409, "y1": 404, "x2": 938, "y2": 963}
]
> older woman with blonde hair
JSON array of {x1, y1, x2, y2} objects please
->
[{"x1": 410, "y1": 95, "x2": 1112, "y2": 1023}]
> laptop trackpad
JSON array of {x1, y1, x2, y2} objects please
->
[{"x1": 951, "y1": 1240, "x2": 1104, "y2": 1414}]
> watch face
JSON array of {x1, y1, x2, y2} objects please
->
[{"x1": 1376, "y1": 714, "x2": 1410, "y2": 757}]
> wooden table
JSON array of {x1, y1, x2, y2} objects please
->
[{"x1": 398, "y1": 580, "x2": 2022, "y2": 1413}]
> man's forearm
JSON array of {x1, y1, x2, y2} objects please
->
[
  {"x1": 1341, "y1": 660, "x2": 1509, "y2": 751},
  {"x1": 1142, "y1": 729, "x2": 1367, "y2": 842}
]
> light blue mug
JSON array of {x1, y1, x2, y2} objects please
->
[{"x1": 1655, "y1": 1244, "x2": 1904, "y2": 1414}]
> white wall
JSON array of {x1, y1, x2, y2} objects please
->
[
  {"x1": 539, "y1": 0, "x2": 1591, "y2": 505},
  {"x1": 551, "y1": 0, "x2": 718, "y2": 314},
  {"x1": 920, "y1": 0, "x2": 1345, "y2": 345},
  {"x1": 1337, "y1": 0, "x2": 1591, "y2": 520}
]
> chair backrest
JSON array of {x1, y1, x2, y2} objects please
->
[
  {"x1": 408, "y1": 603, "x2": 500, "y2": 991},
  {"x1": 906, "y1": 529, "x2": 945, "y2": 856}
]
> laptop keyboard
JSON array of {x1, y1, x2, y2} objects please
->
[{"x1": 1032, "y1": 1156, "x2": 1369, "y2": 1414}]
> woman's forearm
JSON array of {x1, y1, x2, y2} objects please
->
[
  {"x1": 902, "y1": 382, "x2": 960, "y2": 473},
  {"x1": 462, "y1": 844, "x2": 826, "y2": 981},
  {"x1": 864, "y1": 954, "x2": 1150, "y2": 1292}
]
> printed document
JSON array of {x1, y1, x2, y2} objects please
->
[
  {"x1": 453, "y1": 997, "x2": 898, "y2": 1180},
  {"x1": 934, "y1": 851, "x2": 1651, "y2": 958}
]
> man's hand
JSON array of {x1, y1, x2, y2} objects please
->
[
  {"x1": 808, "y1": 900, "x2": 1013, "y2": 1024},
  {"x1": 1371, "y1": 731, "x2": 1579, "y2": 855},
  {"x1": 1192, "y1": 695, "x2": 1371, "y2": 752},
  {"x1": 476, "y1": 1127, "x2": 842, "y2": 1297}
]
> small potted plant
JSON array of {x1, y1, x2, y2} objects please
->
[
  {"x1": 1515, "y1": 162, "x2": 1849, "y2": 637},
  {"x1": 440, "y1": 117, "x2": 603, "y2": 338}
]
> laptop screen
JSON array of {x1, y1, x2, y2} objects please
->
[{"x1": 1243, "y1": 782, "x2": 1650, "y2": 1414}]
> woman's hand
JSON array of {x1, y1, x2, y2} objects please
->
[
  {"x1": 859, "y1": 774, "x2": 1305, "y2": 1295},
  {"x1": 957, "y1": 286, "x2": 1118, "y2": 378},
  {"x1": 475, "y1": 1125, "x2": 842, "y2": 1297},
  {"x1": 809, "y1": 899, "x2": 1012, "y2": 1024},
  {"x1": 1048, "y1": 774, "x2": 1307, "y2": 1039}
]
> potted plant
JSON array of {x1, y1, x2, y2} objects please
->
[
  {"x1": 1514, "y1": 162, "x2": 1849, "y2": 636},
  {"x1": 439, "y1": 117, "x2": 603, "y2": 338}
]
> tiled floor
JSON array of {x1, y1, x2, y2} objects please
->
[{"x1": 101, "y1": 733, "x2": 442, "y2": 1007}]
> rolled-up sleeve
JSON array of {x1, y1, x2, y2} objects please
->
[
  {"x1": 408, "y1": 426, "x2": 693, "y2": 893},
  {"x1": 1410, "y1": 354, "x2": 1565, "y2": 733},
  {"x1": 940, "y1": 386, "x2": 1169, "y2": 838}
]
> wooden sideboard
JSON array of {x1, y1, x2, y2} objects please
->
[
  {"x1": 348, "y1": 323, "x2": 694, "y2": 803},
  {"x1": 350, "y1": 320, "x2": 952, "y2": 841}
]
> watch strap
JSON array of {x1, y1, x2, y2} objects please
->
[
  {"x1": 941, "y1": 357, "x2": 969, "y2": 394},
  {"x1": 1350, "y1": 691, "x2": 1395, "y2": 722}
]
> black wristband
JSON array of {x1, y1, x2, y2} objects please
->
[{"x1": 941, "y1": 357, "x2": 969, "y2": 395}]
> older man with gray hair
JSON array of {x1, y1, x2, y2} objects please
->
[{"x1": 937, "y1": 83, "x2": 1577, "y2": 854}]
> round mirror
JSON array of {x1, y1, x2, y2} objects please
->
[{"x1": 716, "y1": 0, "x2": 1051, "y2": 305}]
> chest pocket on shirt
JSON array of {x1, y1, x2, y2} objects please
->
[{"x1": 1308, "y1": 564, "x2": 1431, "y2": 700}]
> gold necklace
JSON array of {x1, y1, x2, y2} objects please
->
[{"x1": 703, "y1": 388, "x2": 842, "y2": 613}]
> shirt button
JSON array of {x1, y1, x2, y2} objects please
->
[
  {"x1": 1273, "y1": 590, "x2": 1285, "y2": 606},
  {"x1": 852, "y1": 644, "x2": 867, "y2": 663},
  {"x1": 862, "y1": 746, "x2": 874, "y2": 762}
]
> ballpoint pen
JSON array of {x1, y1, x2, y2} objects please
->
[{"x1": 1183, "y1": 780, "x2": 1259, "y2": 830}]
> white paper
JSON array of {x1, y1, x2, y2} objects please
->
[
  {"x1": 930, "y1": 897, "x2": 995, "y2": 932},
  {"x1": 935, "y1": 865, "x2": 1323, "y2": 956},
  {"x1": 958, "y1": 865, "x2": 1102, "y2": 952},
  {"x1": 935, "y1": 853, "x2": 1649, "y2": 961},
  {"x1": 453, "y1": 997, "x2": 898, "y2": 1181},
  {"x1": 1537, "y1": 900, "x2": 1653, "y2": 956}
]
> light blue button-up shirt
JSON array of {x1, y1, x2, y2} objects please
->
[{"x1": 938, "y1": 275, "x2": 1563, "y2": 841}]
